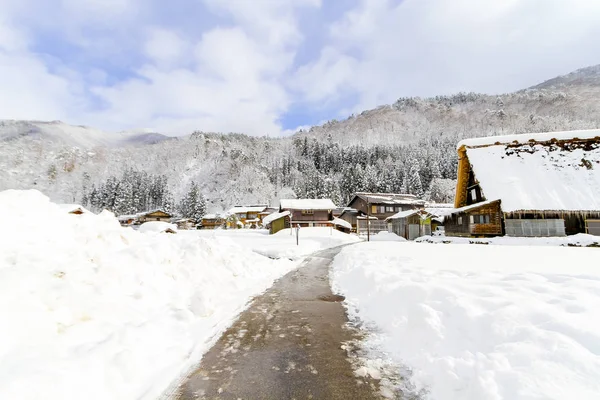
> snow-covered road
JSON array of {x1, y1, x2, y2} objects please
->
[{"x1": 332, "y1": 241, "x2": 600, "y2": 400}]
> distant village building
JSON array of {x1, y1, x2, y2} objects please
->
[
  {"x1": 445, "y1": 129, "x2": 600, "y2": 237},
  {"x1": 118, "y1": 209, "x2": 173, "y2": 227},
  {"x1": 200, "y1": 214, "x2": 225, "y2": 230},
  {"x1": 138, "y1": 210, "x2": 173, "y2": 224},
  {"x1": 227, "y1": 205, "x2": 268, "y2": 228},
  {"x1": 346, "y1": 192, "x2": 426, "y2": 236},
  {"x1": 338, "y1": 208, "x2": 360, "y2": 232},
  {"x1": 57, "y1": 204, "x2": 88, "y2": 215},
  {"x1": 175, "y1": 218, "x2": 195, "y2": 230},
  {"x1": 279, "y1": 199, "x2": 337, "y2": 227}
]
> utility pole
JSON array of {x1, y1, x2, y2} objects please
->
[{"x1": 367, "y1": 197, "x2": 371, "y2": 242}]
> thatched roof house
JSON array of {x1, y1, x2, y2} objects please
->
[{"x1": 446, "y1": 129, "x2": 600, "y2": 237}]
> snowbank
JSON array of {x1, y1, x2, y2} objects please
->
[
  {"x1": 138, "y1": 221, "x2": 178, "y2": 233},
  {"x1": 416, "y1": 233, "x2": 600, "y2": 247},
  {"x1": 369, "y1": 231, "x2": 407, "y2": 242},
  {"x1": 332, "y1": 242, "x2": 600, "y2": 400},
  {"x1": 0, "y1": 190, "x2": 296, "y2": 400}
]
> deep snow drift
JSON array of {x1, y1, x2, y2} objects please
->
[
  {"x1": 0, "y1": 190, "x2": 297, "y2": 400},
  {"x1": 332, "y1": 241, "x2": 600, "y2": 400}
]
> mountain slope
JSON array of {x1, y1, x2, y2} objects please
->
[{"x1": 1, "y1": 64, "x2": 600, "y2": 212}]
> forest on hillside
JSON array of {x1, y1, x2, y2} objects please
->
[{"x1": 2, "y1": 69, "x2": 600, "y2": 217}]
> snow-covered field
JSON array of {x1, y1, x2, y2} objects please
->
[
  {"x1": 0, "y1": 190, "x2": 300, "y2": 400},
  {"x1": 184, "y1": 226, "x2": 360, "y2": 259},
  {"x1": 332, "y1": 241, "x2": 600, "y2": 400}
]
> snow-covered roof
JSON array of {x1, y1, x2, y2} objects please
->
[
  {"x1": 450, "y1": 199, "x2": 500, "y2": 215},
  {"x1": 332, "y1": 217, "x2": 352, "y2": 229},
  {"x1": 262, "y1": 210, "x2": 290, "y2": 226},
  {"x1": 424, "y1": 204, "x2": 455, "y2": 218},
  {"x1": 458, "y1": 129, "x2": 600, "y2": 149},
  {"x1": 202, "y1": 213, "x2": 223, "y2": 220},
  {"x1": 464, "y1": 131, "x2": 600, "y2": 212},
  {"x1": 138, "y1": 221, "x2": 177, "y2": 234},
  {"x1": 386, "y1": 209, "x2": 420, "y2": 220},
  {"x1": 353, "y1": 192, "x2": 425, "y2": 205},
  {"x1": 228, "y1": 205, "x2": 268, "y2": 214},
  {"x1": 279, "y1": 199, "x2": 337, "y2": 210}
]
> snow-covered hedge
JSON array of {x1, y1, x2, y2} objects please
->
[{"x1": 0, "y1": 190, "x2": 295, "y2": 400}]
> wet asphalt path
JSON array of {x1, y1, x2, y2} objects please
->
[{"x1": 174, "y1": 245, "x2": 384, "y2": 400}]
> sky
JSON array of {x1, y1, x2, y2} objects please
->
[{"x1": 0, "y1": 0, "x2": 599, "y2": 136}]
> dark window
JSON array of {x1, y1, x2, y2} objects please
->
[
  {"x1": 472, "y1": 214, "x2": 490, "y2": 224},
  {"x1": 301, "y1": 209, "x2": 314, "y2": 215},
  {"x1": 386, "y1": 206, "x2": 394, "y2": 212}
]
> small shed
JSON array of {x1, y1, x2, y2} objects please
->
[
  {"x1": 386, "y1": 209, "x2": 431, "y2": 240},
  {"x1": 262, "y1": 211, "x2": 291, "y2": 234}
]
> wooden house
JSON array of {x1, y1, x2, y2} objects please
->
[
  {"x1": 446, "y1": 129, "x2": 600, "y2": 237},
  {"x1": 227, "y1": 205, "x2": 268, "y2": 228},
  {"x1": 279, "y1": 199, "x2": 336, "y2": 227},
  {"x1": 347, "y1": 192, "x2": 426, "y2": 236},
  {"x1": 138, "y1": 209, "x2": 173, "y2": 224},
  {"x1": 262, "y1": 211, "x2": 291, "y2": 234},
  {"x1": 386, "y1": 209, "x2": 432, "y2": 240},
  {"x1": 118, "y1": 214, "x2": 138, "y2": 226},
  {"x1": 200, "y1": 214, "x2": 225, "y2": 230}
]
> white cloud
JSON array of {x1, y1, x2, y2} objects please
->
[{"x1": 296, "y1": 0, "x2": 600, "y2": 113}]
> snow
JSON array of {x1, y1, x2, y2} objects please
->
[
  {"x1": 457, "y1": 128, "x2": 600, "y2": 149},
  {"x1": 0, "y1": 189, "x2": 297, "y2": 400},
  {"x1": 332, "y1": 241, "x2": 600, "y2": 399},
  {"x1": 262, "y1": 210, "x2": 290, "y2": 226},
  {"x1": 354, "y1": 192, "x2": 426, "y2": 205},
  {"x1": 416, "y1": 233, "x2": 600, "y2": 247},
  {"x1": 449, "y1": 199, "x2": 499, "y2": 214},
  {"x1": 386, "y1": 209, "x2": 420, "y2": 220},
  {"x1": 185, "y1": 227, "x2": 360, "y2": 260},
  {"x1": 279, "y1": 198, "x2": 337, "y2": 210},
  {"x1": 466, "y1": 140, "x2": 600, "y2": 211},
  {"x1": 138, "y1": 221, "x2": 178, "y2": 233},
  {"x1": 368, "y1": 231, "x2": 406, "y2": 242},
  {"x1": 332, "y1": 217, "x2": 352, "y2": 229}
]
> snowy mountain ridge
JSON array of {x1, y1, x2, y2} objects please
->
[
  {"x1": 1, "y1": 64, "x2": 600, "y2": 212},
  {"x1": 0, "y1": 120, "x2": 171, "y2": 148}
]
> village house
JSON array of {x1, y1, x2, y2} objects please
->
[
  {"x1": 445, "y1": 129, "x2": 600, "y2": 237},
  {"x1": 137, "y1": 210, "x2": 173, "y2": 224},
  {"x1": 279, "y1": 199, "x2": 337, "y2": 227},
  {"x1": 200, "y1": 214, "x2": 225, "y2": 230},
  {"x1": 347, "y1": 192, "x2": 426, "y2": 235},
  {"x1": 227, "y1": 205, "x2": 268, "y2": 228}
]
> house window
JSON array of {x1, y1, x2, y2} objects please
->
[
  {"x1": 378, "y1": 206, "x2": 386, "y2": 213},
  {"x1": 471, "y1": 188, "x2": 477, "y2": 200},
  {"x1": 371, "y1": 205, "x2": 377, "y2": 214},
  {"x1": 458, "y1": 216, "x2": 463, "y2": 225},
  {"x1": 301, "y1": 209, "x2": 314, "y2": 215},
  {"x1": 472, "y1": 214, "x2": 491, "y2": 224},
  {"x1": 386, "y1": 206, "x2": 394, "y2": 212}
]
